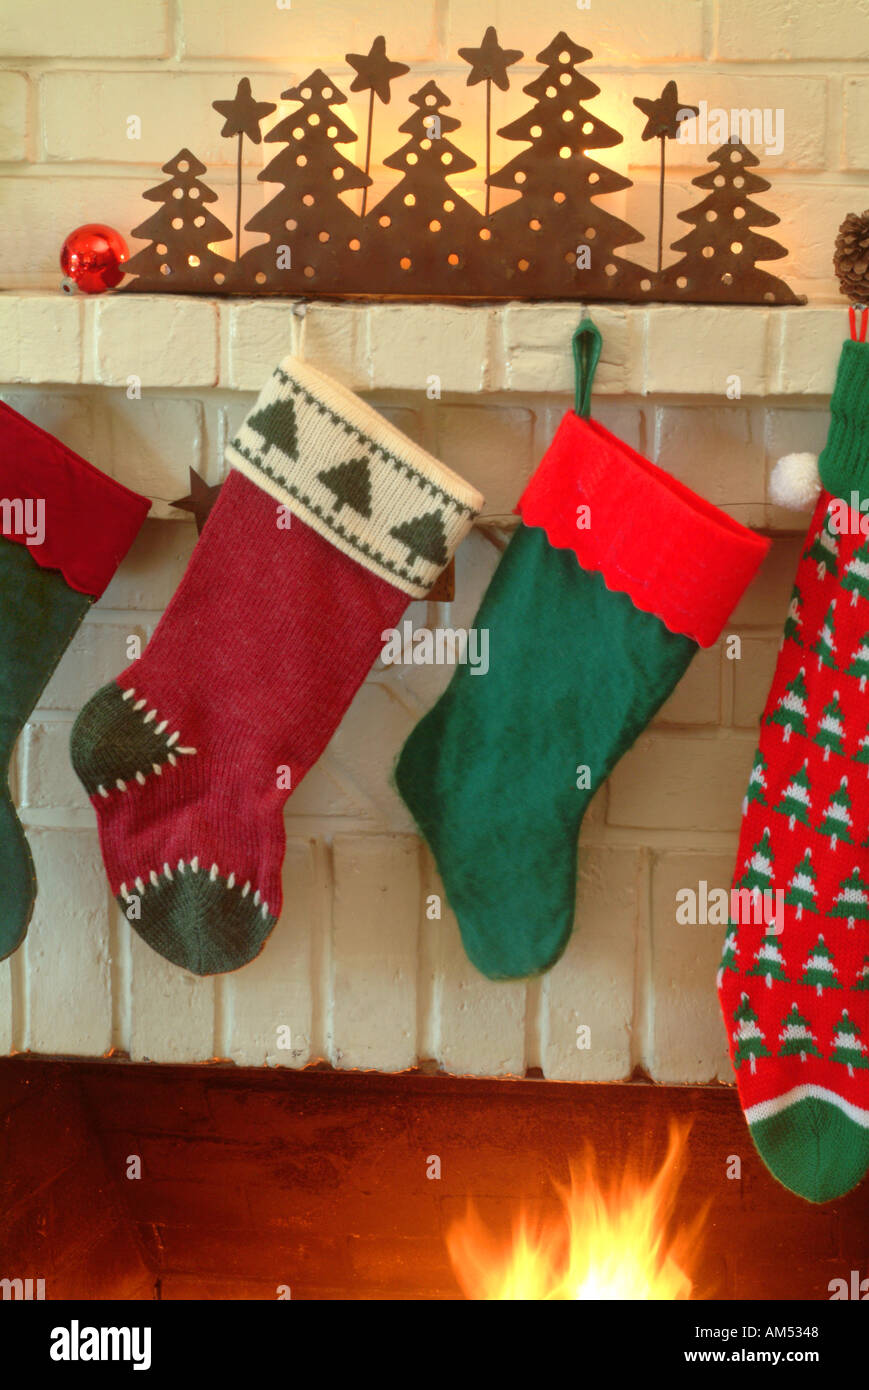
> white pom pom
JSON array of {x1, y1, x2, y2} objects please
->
[{"x1": 769, "y1": 452, "x2": 822, "y2": 510}]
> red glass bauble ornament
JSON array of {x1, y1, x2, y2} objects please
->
[{"x1": 60, "y1": 224, "x2": 129, "y2": 294}]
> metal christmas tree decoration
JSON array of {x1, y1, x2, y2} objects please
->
[{"x1": 121, "y1": 30, "x2": 802, "y2": 304}]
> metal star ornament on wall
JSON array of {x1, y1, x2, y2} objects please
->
[
  {"x1": 171, "y1": 468, "x2": 224, "y2": 534},
  {"x1": 346, "y1": 35, "x2": 410, "y2": 216}
]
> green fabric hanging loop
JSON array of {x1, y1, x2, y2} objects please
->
[{"x1": 572, "y1": 317, "x2": 602, "y2": 419}]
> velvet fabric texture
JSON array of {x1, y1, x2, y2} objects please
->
[
  {"x1": 0, "y1": 401, "x2": 150, "y2": 595},
  {"x1": 0, "y1": 541, "x2": 92, "y2": 961},
  {"x1": 396, "y1": 522, "x2": 697, "y2": 979},
  {"x1": 395, "y1": 410, "x2": 770, "y2": 982},
  {"x1": 0, "y1": 402, "x2": 150, "y2": 961}
]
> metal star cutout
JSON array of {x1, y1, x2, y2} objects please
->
[
  {"x1": 171, "y1": 468, "x2": 224, "y2": 534},
  {"x1": 212, "y1": 78, "x2": 276, "y2": 145},
  {"x1": 458, "y1": 26, "x2": 523, "y2": 91},
  {"x1": 346, "y1": 35, "x2": 409, "y2": 105},
  {"x1": 633, "y1": 81, "x2": 699, "y2": 141}
]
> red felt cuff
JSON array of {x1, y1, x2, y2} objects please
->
[
  {"x1": 0, "y1": 401, "x2": 150, "y2": 598},
  {"x1": 517, "y1": 411, "x2": 770, "y2": 648}
]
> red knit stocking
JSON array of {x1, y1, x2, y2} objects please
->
[
  {"x1": 719, "y1": 492, "x2": 869, "y2": 1202},
  {"x1": 71, "y1": 360, "x2": 481, "y2": 974}
]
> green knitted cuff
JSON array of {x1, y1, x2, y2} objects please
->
[{"x1": 818, "y1": 340, "x2": 869, "y2": 511}]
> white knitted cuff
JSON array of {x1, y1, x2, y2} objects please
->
[{"x1": 226, "y1": 357, "x2": 483, "y2": 597}]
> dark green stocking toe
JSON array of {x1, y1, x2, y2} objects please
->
[
  {"x1": 121, "y1": 866, "x2": 278, "y2": 976},
  {"x1": 71, "y1": 681, "x2": 190, "y2": 797}
]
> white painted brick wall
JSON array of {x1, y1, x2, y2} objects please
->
[
  {"x1": 843, "y1": 78, "x2": 869, "y2": 170},
  {"x1": 650, "y1": 851, "x2": 737, "y2": 1083},
  {"x1": 332, "y1": 836, "x2": 420, "y2": 1071},
  {"x1": 1, "y1": 0, "x2": 866, "y2": 299},
  {"x1": 715, "y1": 0, "x2": 869, "y2": 62},
  {"x1": 91, "y1": 298, "x2": 219, "y2": 389},
  {"x1": 0, "y1": 72, "x2": 29, "y2": 162},
  {"x1": 2, "y1": 0, "x2": 168, "y2": 58},
  {"x1": 0, "y1": 296, "x2": 81, "y2": 384},
  {"x1": 0, "y1": 319, "x2": 825, "y2": 1079},
  {"x1": 181, "y1": 0, "x2": 439, "y2": 63},
  {"x1": 22, "y1": 830, "x2": 114, "y2": 1058}
]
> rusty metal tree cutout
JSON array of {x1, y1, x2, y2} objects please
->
[
  {"x1": 659, "y1": 141, "x2": 797, "y2": 304},
  {"x1": 243, "y1": 70, "x2": 371, "y2": 290},
  {"x1": 365, "y1": 80, "x2": 485, "y2": 293},
  {"x1": 124, "y1": 149, "x2": 233, "y2": 292},
  {"x1": 121, "y1": 30, "x2": 803, "y2": 304},
  {"x1": 486, "y1": 33, "x2": 644, "y2": 298}
]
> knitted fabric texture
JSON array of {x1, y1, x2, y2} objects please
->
[
  {"x1": 226, "y1": 357, "x2": 481, "y2": 597},
  {"x1": 395, "y1": 411, "x2": 769, "y2": 981},
  {"x1": 71, "y1": 367, "x2": 483, "y2": 975},
  {"x1": 720, "y1": 491, "x2": 869, "y2": 1203},
  {"x1": 0, "y1": 403, "x2": 150, "y2": 962},
  {"x1": 818, "y1": 341, "x2": 869, "y2": 512}
]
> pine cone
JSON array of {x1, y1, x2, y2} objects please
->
[{"x1": 835, "y1": 210, "x2": 869, "y2": 301}]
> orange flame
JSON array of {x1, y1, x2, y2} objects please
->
[{"x1": 447, "y1": 1124, "x2": 706, "y2": 1300}]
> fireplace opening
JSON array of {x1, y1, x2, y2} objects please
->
[
  {"x1": 447, "y1": 1123, "x2": 706, "y2": 1300},
  {"x1": 1, "y1": 1058, "x2": 866, "y2": 1301}
]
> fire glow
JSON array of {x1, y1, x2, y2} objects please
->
[{"x1": 446, "y1": 1125, "x2": 706, "y2": 1300}]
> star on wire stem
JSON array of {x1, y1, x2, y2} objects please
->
[
  {"x1": 212, "y1": 78, "x2": 276, "y2": 259},
  {"x1": 633, "y1": 80, "x2": 699, "y2": 141},
  {"x1": 458, "y1": 27, "x2": 523, "y2": 219},
  {"x1": 458, "y1": 26, "x2": 523, "y2": 91},
  {"x1": 213, "y1": 77, "x2": 277, "y2": 144},
  {"x1": 346, "y1": 35, "x2": 410, "y2": 216},
  {"x1": 633, "y1": 81, "x2": 699, "y2": 274}
]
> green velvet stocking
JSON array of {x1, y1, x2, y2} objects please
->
[
  {"x1": 0, "y1": 537, "x2": 91, "y2": 960},
  {"x1": 395, "y1": 524, "x2": 697, "y2": 980}
]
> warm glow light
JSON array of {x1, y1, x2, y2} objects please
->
[{"x1": 446, "y1": 1125, "x2": 706, "y2": 1301}]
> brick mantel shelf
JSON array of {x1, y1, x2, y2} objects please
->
[{"x1": 0, "y1": 292, "x2": 850, "y2": 399}]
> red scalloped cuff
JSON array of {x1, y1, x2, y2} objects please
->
[
  {"x1": 0, "y1": 401, "x2": 150, "y2": 597},
  {"x1": 517, "y1": 411, "x2": 770, "y2": 648}
]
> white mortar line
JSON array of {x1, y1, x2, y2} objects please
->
[
  {"x1": 632, "y1": 849, "x2": 655, "y2": 1076},
  {"x1": 524, "y1": 978, "x2": 543, "y2": 1074},
  {"x1": 414, "y1": 841, "x2": 440, "y2": 1065},
  {"x1": 308, "y1": 837, "x2": 334, "y2": 1066},
  {"x1": 108, "y1": 894, "x2": 132, "y2": 1056}
]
